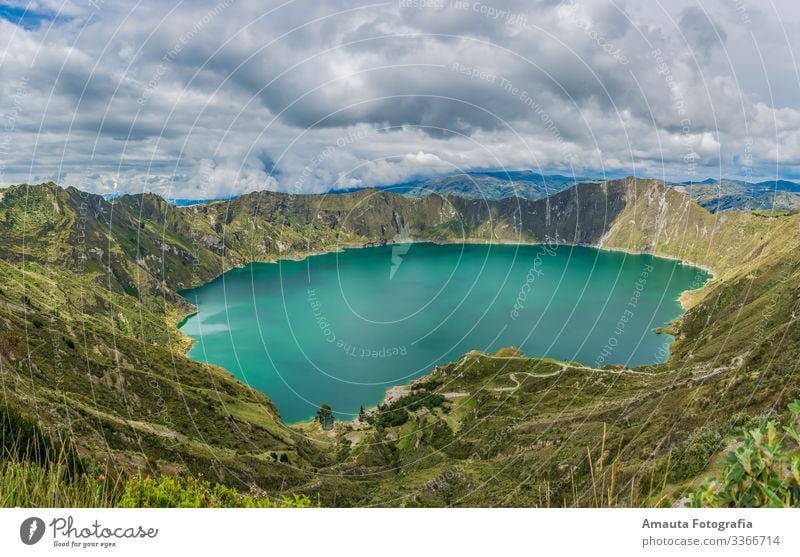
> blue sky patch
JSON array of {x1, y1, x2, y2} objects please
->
[{"x1": 0, "y1": 3, "x2": 64, "y2": 30}]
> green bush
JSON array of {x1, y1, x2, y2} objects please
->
[
  {"x1": 688, "y1": 400, "x2": 800, "y2": 507},
  {"x1": 664, "y1": 424, "x2": 725, "y2": 482},
  {"x1": 368, "y1": 391, "x2": 446, "y2": 428},
  {"x1": 118, "y1": 475, "x2": 312, "y2": 508},
  {"x1": 411, "y1": 378, "x2": 443, "y2": 392}
]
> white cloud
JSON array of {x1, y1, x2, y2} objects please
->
[{"x1": 1, "y1": 0, "x2": 800, "y2": 196}]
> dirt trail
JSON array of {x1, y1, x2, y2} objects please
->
[
  {"x1": 483, "y1": 359, "x2": 659, "y2": 393},
  {"x1": 493, "y1": 370, "x2": 562, "y2": 392}
]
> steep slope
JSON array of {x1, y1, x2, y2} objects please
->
[
  {"x1": 0, "y1": 183, "x2": 322, "y2": 491},
  {"x1": 1, "y1": 177, "x2": 798, "y2": 506},
  {"x1": 591, "y1": 180, "x2": 800, "y2": 370}
]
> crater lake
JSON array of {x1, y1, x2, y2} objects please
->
[{"x1": 178, "y1": 242, "x2": 709, "y2": 423}]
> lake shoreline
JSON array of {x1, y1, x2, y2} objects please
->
[{"x1": 175, "y1": 239, "x2": 712, "y2": 427}]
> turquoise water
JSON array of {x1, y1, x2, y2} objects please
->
[{"x1": 179, "y1": 243, "x2": 709, "y2": 423}]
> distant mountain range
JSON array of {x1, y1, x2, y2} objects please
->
[
  {"x1": 338, "y1": 171, "x2": 800, "y2": 213},
  {"x1": 100, "y1": 171, "x2": 800, "y2": 213},
  {"x1": 672, "y1": 178, "x2": 800, "y2": 213},
  {"x1": 334, "y1": 170, "x2": 598, "y2": 201},
  {"x1": 103, "y1": 192, "x2": 236, "y2": 206}
]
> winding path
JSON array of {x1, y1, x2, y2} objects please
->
[{"x1": 454, "y1": 354, "x2": 663, "y2": 393}]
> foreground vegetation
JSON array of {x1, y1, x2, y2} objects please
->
[
  {"x1": 4, "y1": 396, "x2": 798, "y2": 507},
  {"x1": 1, "y1": 401, "x2": 311, "y2": 507},
  {"x1": 1, "y1": 462, "x2": 312, "y2": 508},
  {"x1": 689, "y1": 400, "x2": 800, "y2": 507}
]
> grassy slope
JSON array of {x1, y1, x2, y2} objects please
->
[
  {"x1": 596, "y1": 180, "x2": 800, "y2": 369},
  {"x1": 0, "y1": 184, "x2": 320, "y2": 493},
  {"x1": 1, "y1": 178, "x2": 798, "y2": 506}
]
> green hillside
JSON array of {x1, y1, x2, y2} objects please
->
[{"x1": 1, "y1": 178, "x2": 798, "y2": 507}]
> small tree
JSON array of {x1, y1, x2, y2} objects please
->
[
  {"x1": 316, "y1": 404, "x2": 334, "y2": 429},
  {"x1": 358, "y1": 406, "x2": 366, "y2": 423}
]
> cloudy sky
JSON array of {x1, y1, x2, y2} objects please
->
[{"x1": 1, "y1": 0, "x2": 799, "y2": 198}]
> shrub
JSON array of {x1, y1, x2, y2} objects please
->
[
  {"x1": 0, "y1": 331, "x2": 21, "y2": 358},
  {"x1": 411, "y1": 378, "x2": 443, "y2": 392},
  {"x1": 688, "y1": 400, "x2": 800, "y2": 507},
  {"x1": 369, "y1": 405, "x2": 408, "y2": 428},
  {"x1": 118, "y1": 475, "x2": 312, "y2": 508},
  {"x1": 664, "y1": 424, "x2": 725, "y2": 482},
  {"x1": 368, "y1": 391, "x2": 446, "y2": 428}
]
